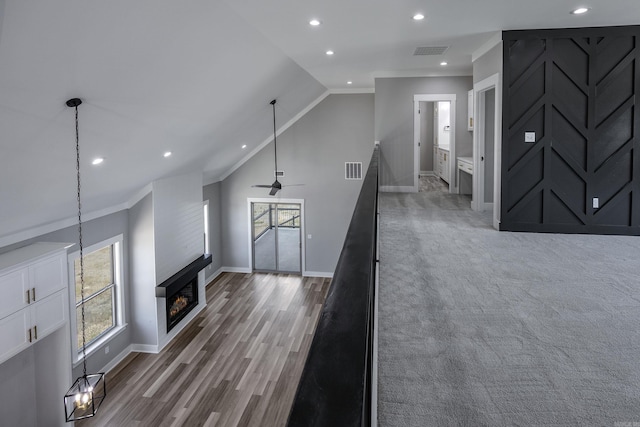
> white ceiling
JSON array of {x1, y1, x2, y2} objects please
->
[{"x1": 1, "y1": 0, "x2": 639, "y2": 243}]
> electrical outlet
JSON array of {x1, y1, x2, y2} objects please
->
[
  {"x1": 105, "y1": 346, "x2": 110, "y2": 354},
  {"x1": 593, "y1": 198, "x2": 599, "y2": 209},
  {"x1": 524, "y1": 132, "x2": 536, "y2": 143},
  {"x1": 307, "y1": 234, "x2": 312, "y2": 239}
]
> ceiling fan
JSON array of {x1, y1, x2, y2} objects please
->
[{"x1": 252, "y1": 99, "x2": 301, "y2": 195}]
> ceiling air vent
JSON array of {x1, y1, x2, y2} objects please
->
[
  {"x1": 413, "y1": 46, "x2": 449, "y2": 56},
  {"x1": 345, "y1": 162, "x2": 363, "y2": 180},
  {"x1": 274, "y1": 170, "x2": 284, "y2": 177}
]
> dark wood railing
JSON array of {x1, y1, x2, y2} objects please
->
[{"x1": 287, "y1": 146, "x2": 379, "y2": 427}]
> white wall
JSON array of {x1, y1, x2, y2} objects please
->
[
  {"x1": 153, "y1": 172, "x2": 205, "y2": 284},
  {"x1": 128, "y1": 193, "x2": 157, "y2": 348}
]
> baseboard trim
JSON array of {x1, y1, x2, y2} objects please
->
[
  {"x1": 303, "y1": 271, "x2": 334, "y2": 278},
  {"x1": 222, "y1": 266, "x2": 252, "y2": 274},
  {"x1": 380, "y1": 185, "x2": 415, "y2": 193},
  {"x1": 419, "y1": 171, "x2": 436, "y2": 177},
  {"x1": 130, "y1": 343, "x2": 159, "y2": 354}
]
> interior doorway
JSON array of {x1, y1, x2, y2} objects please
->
[
  {"x1": 473, "y1": 73, "x2": 502, "y2": 229},
  {"x1": 250, "y1": 201, "x2": 302, "y2": 273},
  {"x1": 414, "y1": 94, "x2": 457, "y2": 193}
]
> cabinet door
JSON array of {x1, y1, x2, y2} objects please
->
[
  {"x1": 0, "y1": 309, "x2": 31, "y2": 363},
  {"x1": 32, "y1": 291, "x2": 67, "y2": 342},
  {"x1": 30, "y1": 253, "x2": 66, "y2": 302},
  {"x1": 0, "y1": 269, "x2": 29, "y2": 319}
]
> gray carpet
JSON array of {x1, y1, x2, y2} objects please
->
[{"x1": 378, "y1": 179, "x2": 640, "y2": 426}]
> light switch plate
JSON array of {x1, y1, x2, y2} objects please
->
[
  {"x1": 524, "y1": 132, "x2": 536, "y2": 143},
  {"x1": 593, "y1": 198, "x2": 599, "y2": 209}
]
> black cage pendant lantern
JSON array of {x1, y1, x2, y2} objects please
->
[{"x1": 63, "y1": 98, "x2": 107, "y2": 422}]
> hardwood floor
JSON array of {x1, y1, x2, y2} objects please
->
[{"x1": 78, "y1": 272, "x2": 330, "y2": 427}]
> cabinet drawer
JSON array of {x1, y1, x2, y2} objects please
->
[{"x1": 458, "y1": 160, "x2": 473, "y2": 175}]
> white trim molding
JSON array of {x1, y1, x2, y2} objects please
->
[
  {"x1": 472, "y1": 73, "x2": 502, "y2": 230},
  {"x1": 413, "y1": 94, "x2": 457, "y2": 194},
  {"x1": 472, "y1": 32, "x2": 502, "y2": 63}
]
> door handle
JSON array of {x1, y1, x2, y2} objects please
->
[
  {"x1": 481, "y1": 156, "x2": 484, "y2": 161},
  {"x1": 26, "y1": 290, "x2": 30, "y2": 304},
  {"x1": 28, "y1": 328, "x2": 32, "y2": 343},
  {"x1": 31, "y1": 288, "x2": 36, "y2": 301},
  {"x1": 34, "y1": 325, "x2": 37, "y2": 340}
]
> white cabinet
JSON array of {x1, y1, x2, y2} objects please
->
[
  {"x1": 437, "y1": 148, "x2": 450, "y2": 184},
  {"x1": 0, "y1": 309, "x2": 30, "y2": 362},
  {"x1": 0, "y1": 243, "x2": 70, "y2": 365},
  {"x1": 0, "y1": 268, "x2": 29, "y2": 319},
  {"x1": 468, "y1": 89, "x2": 474, "y2": 131}
]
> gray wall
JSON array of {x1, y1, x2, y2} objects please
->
[
  {"x1": 220, "y1": 94, "x2": 375, "y2": 274},
  {"x1": 0, "y1": 210, "x2": 132, "y2": 377},
  {"x1": 473, "y1": 42, "x2": 503, "y2": 84},
  {"x1": 203, "y1": 182, "x2": 223, "y2": 281},
  {"x1": 128, "y1": 193, "x2": 157, "y2": 347},
  {"x1": 375, "y1": 77, "x2": 474, "y2": 188}
]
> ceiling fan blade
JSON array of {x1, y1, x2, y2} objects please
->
[
  {"x1": 269, "y1": 186, "x2": 280, "y2": 196},
  {"x1": 251, "y1": 184, "x2": 272, "y2": 188},
  {"x1": 282, "y1": 184, "x2": 305, "y2": 187}
]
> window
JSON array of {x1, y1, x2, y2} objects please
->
[{"x1": 69, "y1": 235, "x2": 124, "y2": 360}]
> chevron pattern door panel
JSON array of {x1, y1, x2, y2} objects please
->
[{"x1": 502, "y1": 27, "x2": 640, "y2": 235}]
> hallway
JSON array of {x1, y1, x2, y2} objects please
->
[{"x1": 377, "y1": 188, "x2": 640, "y2": 425}]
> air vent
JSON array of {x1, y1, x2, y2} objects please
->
[
  {"x1": 274, "y1": 170, "x2": 284, "y2": 177},
  {"x1": 413, "y1": 46, "x2": 449, "y2": 56},
  {"x1": 345, "y1": 162, "x2": 363, "y2": 180}
]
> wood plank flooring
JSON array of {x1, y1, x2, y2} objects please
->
[{"x1": 78, "y1": 272, "x2": 330, "y2": 427}]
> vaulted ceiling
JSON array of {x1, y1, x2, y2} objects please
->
[{"x1": 1, "y1": 0, "x2": 639, "y2": 242}]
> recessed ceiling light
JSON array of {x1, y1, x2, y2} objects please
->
[
  {"x1": 309, "y1": 19, "x2": 321, "y2": 26},
  {"x1": 413, "y1": 13, "x2": 425, "y2": 21},
  {"x1": 163, "y1": 151, "x2": 172, "y2": 158},
  {"x1": 347, "y1": 81, "x2": 353, "y2": 85},
  {"x1": 440, "y1": 61, "x2": 448, "y2": 66},
  {"x1": 571, "y1": 7, "x2": 590, "y2": 14},
  {"x1": 241, "y1": 144, "x2": 247, "y2": 149},
  {"x1": 326, "y1": 50, "x2": 334, "y2": 56},
  {"x1": 92, "y1": 157, "x2": 104, "y2": 165}
]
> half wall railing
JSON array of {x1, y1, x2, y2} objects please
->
[{"x1": 287, "y1": 145, "x2": 379, "y2": 427}]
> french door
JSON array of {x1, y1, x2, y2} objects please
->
[{"x1": 251, "y1": 202, "x2": 301, "y2": 273}]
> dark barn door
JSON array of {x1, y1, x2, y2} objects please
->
[{"x1": 501, "y1": 26, "x2": 640, "y2": 235}]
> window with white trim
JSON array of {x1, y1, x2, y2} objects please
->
[{"x1": 69, "y1": 235, "x2": 124, "y2": 360}]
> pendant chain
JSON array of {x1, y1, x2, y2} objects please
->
[{"x1": 75, "y1": 105, "x2": 88, "y2": 380}]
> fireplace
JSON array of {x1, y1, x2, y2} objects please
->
[
  {"x1": 166, "y1": 276, "x2": 198, "y2": 332},
  {"x1": 156, "y1": 254, "x2": 212, "y2": 333}
]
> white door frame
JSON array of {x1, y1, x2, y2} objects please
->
[
  {"x1": 473, "y1": 73, "x2": 502, "y2": 229},
  {"x1": 247, "y1": 197, "x2": 305, "y2": 274},
  {"x1": 414, "y1": 94, "x2": 457, "y2": 193}
]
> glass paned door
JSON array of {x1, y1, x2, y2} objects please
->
[{"x1": 252, "y1": 202, "x2": 301, "y2": 273}]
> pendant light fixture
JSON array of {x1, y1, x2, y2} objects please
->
[{"x1": 63, "y1": 98, "x2": 107, "y2": 422}]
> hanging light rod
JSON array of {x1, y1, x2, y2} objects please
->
[{"x1": 63, "y1": 97, "x2": 106, "y2": 423}]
